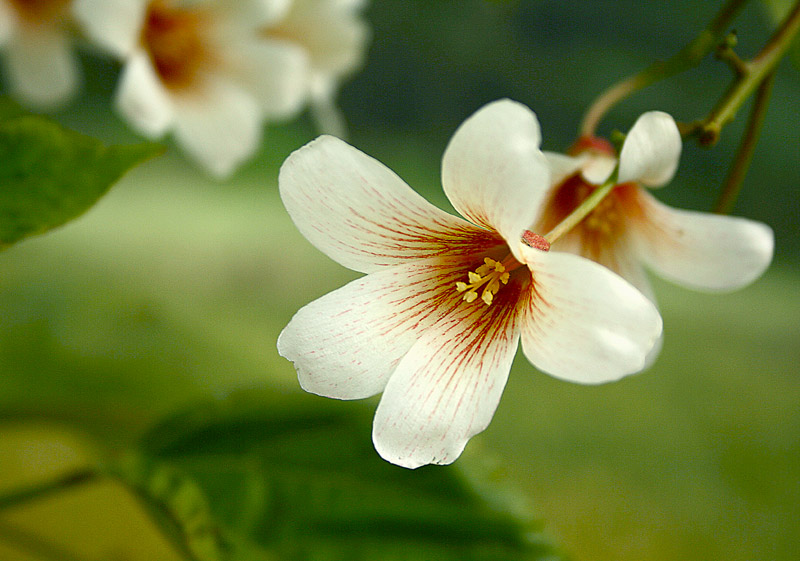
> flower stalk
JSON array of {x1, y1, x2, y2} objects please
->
[
  {"x1": 693, "y1": 0, "x2": 800, "y2": 146},
  {"x1": 580, "y1": 0, "x2": 750, "y2": 137},
  {"x1": 713, "y1": 70, "x2": 776, "y2": 214}
]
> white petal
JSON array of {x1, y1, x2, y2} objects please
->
[
  {"x1": 519, "y1": 248, "x2": 662, "y2": 384},
  {"x1": 270, "y1": 0, "x2": 369, "y2": 78},
  {"x1": 115, "y1": 50, "x2": 174, "y2": 138},
  {"x1": 214, "y1": 0, "x2": 291, "y2": 29},
  {"x1": 230, "y1": 38, "x2": 309, "y2": 119},
  {"x1": 605, "y1": 244, "x2": 656, "y2": 303},
  {"x1": 551, "y1": 228, "x2": 656, "y2": 304},
  {"x1": 543, "y1": 151, "x2": 585, "y2": 187},
  {"x1": 4, "y1": 27, "x2": 78, "y2": 109},
  {"x1": 279, "y1": 135, "x2": 502, "y2": 274},
  {"x1": 618, "y1": 111, "x2": 682, "y2": 187},
  {"x1": 333, "y1": 0, "x2": 368, "y2": 9},
  {"x1": 171, "y1": 78, "x2": 262, "y2": 178},
  {"x1": 631, "y1": 190, "x2": 774, "y2": 291},
  {"x1": 372, "y1": 293, "x2": 522, "y2": 468},
  {"x1": 278, "y1": 258, "x2": 467, "y2": 401},
  {"x1": 442, "y1": 99, "x2": 551, "y2": 259},
  {"x1": 581, "y1": 153, "x2": 617, "y2": 185},
  {"x1": 72, "y1": 0, "x2": 145, "y2": 57}
]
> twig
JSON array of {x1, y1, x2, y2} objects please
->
[
  {"x1": 713, "y1": 70, "x2": 776, "y2": 214},
  {"x1": 580, "y1": 0, "x2": 750, "y2": 137}
]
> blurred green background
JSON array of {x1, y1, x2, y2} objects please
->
[{"x1": 1, "y1": 1, "x2": 799, "y2": 561}]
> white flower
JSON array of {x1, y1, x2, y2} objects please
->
[
  {"x1": 277, "y1": 99, "x2": 662, "y2": 469},
  {"x1": 263, "y1": 0, "x2": 369, "y2": 135},
  {"x1": 536, "y1": 111, "x2": 775, "y2": 302},
  {"x1": 72, "y1": 0, "x2": 309, "y2": 178},
  {"x1": 0, "y1": 0, "x2": 80, "y2": 108}
]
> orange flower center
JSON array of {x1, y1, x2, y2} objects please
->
[
  {"x1": 455, "y1": 231, "x2": 548, "y2": 306},
  {"x1": 456, "y1": 256, "x2": 513, "y2": 306},
  {"x1": 540, "y1": 172, "x2": 642, "y2": 261},
  {"x1": 141, "y1": 1, "x2": 212, "y2": 90}
]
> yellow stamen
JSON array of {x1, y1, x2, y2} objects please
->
[{"x1": 455, "y1": 257, "x2": 510, "y2": 306}]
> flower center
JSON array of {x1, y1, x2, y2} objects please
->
[
  {"x1": 141, "y1": 1, "x2": 211, "y2": 90},
  {"x1": 456, "y1": 231, "x2": 548, "y2": 306},
  {"x1": 542, "y1": 173, "x2": 630, "y2": 239},
  {"x1": 456, "y1": 257, "x2": 511, "y2": 306},
  {"x1": 9, "y1": 0, "x2": 69, "y2": 23},
  {"x1": 583, "y1": 190, "x2": 621, "y2": 236}
]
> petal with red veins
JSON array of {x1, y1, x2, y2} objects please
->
[
  {"x1": 618, "y1": 111, "x2": 681, "y2": 187},
  {"x1": 441, "y1": 99, "x2": 551, "y2": 260},
  {"x1": 279, "y1": 135, "x2": 501, "y2": 274},
  {"x1": 631, "y1": 190, "x2": 774, "y2": 291},
  {"x1": 372, "y1": 283, "x2": 524, "y2": 468},
  {"x1": 278, "y1": 257, "x2": 471, "y2": 401},
  {"x1": 518, "y1": 248, "x2": 662, "y2": 384}
]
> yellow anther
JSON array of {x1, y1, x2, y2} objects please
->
[{"x1": 455, "y1": 257, "x2": 510, "y2": 306}]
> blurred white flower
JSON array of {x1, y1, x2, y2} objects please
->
[
  {"x1": 0, "y1": 0, "x2": 80, "y2": 108},
  {"x1": 73, "y1": 0, "x2": 309, "y2": 178},
  {"x1": 263, "y1": 0, "x2": 369, "y2": 136},
  {"x1": 277, "y1": 100, "x2": 662, "y2": 469},
  {"x1": 536, "y1": 111, "x2": 775, "y2": 302}
]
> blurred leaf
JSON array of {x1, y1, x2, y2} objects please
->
[
  {"x1": 0, "y1": 422, "x2": 186, "y2": 561},
  {"x1": 0, "y1": 113, "x2": 161, "y2": 249},
  {"x1": 140, "y1": 389, "x2": 564, "y2": 561},
  {"x1": 114, "y1": 454, "x2": 227, "y2": 561},
  {"x1": 761, "y1": 0, "x2": 800, "y2": 69},
  {"x1": 0, "y1": 97, "x2": 25, "y2": 123}
]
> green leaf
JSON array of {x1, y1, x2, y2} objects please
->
[
  {"x1": 0, "y1": 112, "x2": 161, "y2": 249},
  {"x1": 0, "y1": 97, "x2": 25, "y2": 122},
  {"x1": 113, "y1": 454, "x2": 227, "y2": 561},
  {"x1": 140, "y1": 389, "x2": 565, "y2": 561}
]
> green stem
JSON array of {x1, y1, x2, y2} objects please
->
[
  {"x1": 580, "y1": 0, "x2": 750, "y2": 137},
  {"x1": 713, "y1": 70, "x2": 775, "y2": 214},
  {"x1": 697, "y1": 0, "x2": 800, "y2": 145},
  {"x1": 544, "y1": 175, "x2": 617, "y2": 244},
  {"x1": 0, "y1": 468, "x2": 99, "y2": 511}
]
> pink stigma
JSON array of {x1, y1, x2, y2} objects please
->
[{"x1": 522, "y1": 230, "x2": 550, "y2": 251}]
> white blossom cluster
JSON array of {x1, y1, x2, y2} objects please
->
[
  {"x1": 0, "y1": 0, "x2": 369, "y2": 177},
  {"x1": 278, "y1": 100, "x2": 774, "y2": 469}
]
